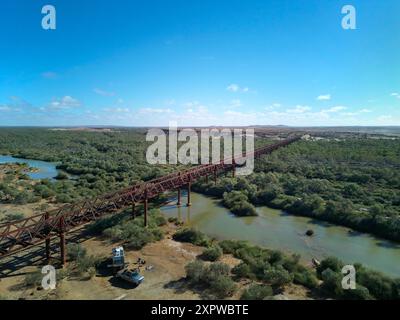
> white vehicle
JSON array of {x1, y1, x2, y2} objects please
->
[{"x1": 116, "y1": 268, "x2": 144, "y2": 286}]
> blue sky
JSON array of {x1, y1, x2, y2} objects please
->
[{"x1": 0, "y1": 0, "x2": 399, "y2": 126}]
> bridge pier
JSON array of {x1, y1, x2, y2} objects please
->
[
  {"x1": 213, "y1": 168, "x2": 217, "y2": 185},
  {"x1": 177, "y1": 188, "x2": 181, "y2": 206},
  {"x1": 132, "y1": 202, "x2": 136, "y2": 219},
  {"x1": 205, "y1": 175, "x2": 209, "y2": 184},
  {"x1": 59, "y1": 217, "x2": 66, "y2": 266},
  {"x1": 144, "y1": 189, "x2": 148, "y2": 227},
  {"x1": 45, "y1": 238, "x2": 51, "y2": 262},
  {"x1": 44, "y1": 212, "x2": 51, "y2": 262},
  {"x1": 232, "y1": 159, "x2": 236, "y2": 178},
  {"x1": 187, "y1": 177, "x2": 192, "y2": 207}
]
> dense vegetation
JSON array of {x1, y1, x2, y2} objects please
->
[
  {"x1": 177, "y1": 230, "x2": 400, "y2": 300},
  {"x1": 185, "y1": 261, "x2": 237, "y2": 299},
  {"x1": 194, "y1": 138, "x2": 400, "y2": 242},
  {"x1": 0, "y1": 128, "x2": 176, "y2": 205},
  {"x1": 88, "y1": 208, "x2": 166, "y2": 250}
]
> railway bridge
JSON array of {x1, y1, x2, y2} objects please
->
[{"x1": 0, "y1": 136, "x2": 301, "y2": 267}]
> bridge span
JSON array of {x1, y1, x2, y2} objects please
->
[{"x1": 0, "y1": 136, "x2": 301, "y2": 266}]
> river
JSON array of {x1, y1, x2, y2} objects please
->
[
  {"x1": 161, "y1": 192, "x2": 400, "y2": 278},
  {"x1": 1, "y1": 155, "x2": 399, "y2": 278},
  {"x1": 0, "y1": 155, "x2": 59, "y2": 180}
]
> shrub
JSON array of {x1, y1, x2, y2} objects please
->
[
  {"x1": 209, "y1": 275, "x2": 237, "y2": 299},
  {"x1": 173, "y1": 228, "x2": 211, "y2": 247},
  {"x1": 223, "y1": 191, "x2": 257, "y2": 216},
  {"x1": 219, "y1": 240, "x2": 250, "y2": 254},
  {"x1": 67, "y1": 243, "x2": 87, "y2": 261},
  {"x1": 153, "y1": 214, "x2": 167, "y2": 226},
  {"x1": 263, "y1": 266, "x2": 293, "y2": 288},
  {"x1": 342, "y1": 285, "x2": 372, "y2": 300},
  {"x1": 357, "y1": 268, "x2": 394, "y2": 300},
  {"x1": 320, "y1": 268, "x2": 343, "y2": 297},
  {"x1": 184, "y1": 261, "x2": 236, "y2": 298},
  {"x1": 23, "y1": 269, "x2": 43, "y2": 288},
  {"x1": 185, "y1": 260, "x2": 206, "y2": 284},
  {"x1": 201, "y1": 245, "x2": 222, "y2": 261},
  {"x1": 241, "y1": 284, "x2": 273, "y2": 300},
  {"x1": 317, "y1": 257, "x2": 343, "y2": 276},
  {"x1": 293, "y1": 268, "x2": 319, "y2": 289},
  {"x1": 2, "y1": 212, "x2": 24, "y2": 222},
  {"x1": 75, "y1": 255, "x2": 102, "y2": 276},
  {"x1": 232, "y1": 262, "x2": 253, "y2": 279}
]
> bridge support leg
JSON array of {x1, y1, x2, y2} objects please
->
[
  {"x1": 205, "y1": 175, "x2": 208, "y2": 184},
  {"x1": 132, "y1": 202, "x2": 136, "y2": 219},
  {"x1": 232, "y1": 160, "x2": 236, "y2": 178},
  {"x1": 214, "y1": 169, "x2": 217, "y2": 185},
  {"x1": 44, "y1": 212, "x2": 51, "y2": 262},
  {"x1": 187, "y1": 181, "x2": 192, "y2": 207},
  {"x1": 60, "y1": 233, "x2": 66, "y2": 266},
  {"x1": 45, "y1": 238, "x2": 51, "y2": 262},
  {"x1": 144, "y1": 190, "x2": 148, "y2": 227},
  {"x1": 59, "y1": 217, "x2": 66, "y2": 266},
  {"x1": 177, "y1": 188, "x2": 181, "y2": 206}
]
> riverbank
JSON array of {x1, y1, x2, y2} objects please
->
[
  {"x1": 161, "y1": 192, "x2": 400, "y2": 278},
  {"x1": 0, "y1": 222, "x2": 311, "y2": 300}
]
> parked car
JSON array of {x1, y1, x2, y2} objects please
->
[{"x1": 116, "y1": 268, "x2": 144, "y2": 285}]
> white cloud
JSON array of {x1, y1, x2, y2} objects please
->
[
  {"x1": 227, "y1": 84, "x2": 240, "y2": 92},
  {"x1": 104, "y1": 107, "x2": 130, "y2": 113},
  {"x1": 139, "y1": 108, "x2": 173, "y2": 114},
  {"x1": 322, "y1": 106, "x2": 347, "y2": 113},
  {"x1": 49, "y1": 96, "x2": 81, "y2": 109},
  {"x1": 265, "y1": 103, "x2": 281, "y2": 111},
  {"x1": 0, "y1": 105, "x2": 12, "y2": 111},
  {"x1": 93, "y1": 88, "x2": 115, "y2": 97},
  {"x1": 317, "y1": 94, "x2": 331, "y2": 101},
  {"x1": 226, "y1": 84, "x2": 251, "y2": 93},
  {"x1": 390, "y1": 93, "x2": 400, "y2": 99},
  {"x1": 286, "y1": 105, "x2": 312, "y2": 114}
]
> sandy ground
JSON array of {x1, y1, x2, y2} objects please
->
[{"x1": 0, "y1": 223, "x2": 311, "y2": 300}]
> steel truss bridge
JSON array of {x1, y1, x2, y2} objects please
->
[{"x1": 0, "y1": 136, "x2": 301, "y2": 266}]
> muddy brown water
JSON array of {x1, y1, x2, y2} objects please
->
[{"x1": 161, "y1": 192, "x2": 400, "y2": 278}]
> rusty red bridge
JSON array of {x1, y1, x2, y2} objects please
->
[{"x1": 0, "y1": 136, "x2": 301, "y2": 266}]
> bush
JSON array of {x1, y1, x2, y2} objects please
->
[
  {"x1": 2, "y1": 212, "x2": 24, "y2": 222},
  {"x1": 23, "y1": 269, "x2": 43, "y2": 288},
  {"x1": 342, "y1": 285, "x2": 372, "y2": 300},
  {"x1": 263, "y1": 266, "x2": 293, "y2": 288},
  {"x1": 241, "y1": 284, "x2": 273, "y2": 300},
  {"x1": 67, "y1": 243, "x2": 87, "y2": 261},
  {"x1": 320, "y1": 268, "x2": 343, "y2": 297},
  {"x1": 219, "y1": 240, "x2": 250, "y2": 255},
  {"x1": 209, "y1": 275, "x2": 237, "y2": 299},
  {"x1": 201, "y1": 245, "x2": 222, "y2": 261},
  {"x1": 223, "y1": 191, "x2": 257, "y2": 216},
  {"x1": 184, "y1": 261, "x2": 236, "y2": 298},
  {"x1": 185, "y1": 260, "x2": 206, "y2": 284},
  {"x1": 173, "y1": 228, "x2": 211, "y2": 247},
  {"x1": 232, "y1": 262, "x2": 253, "y2": 279},
  {"x1": 75, "y1": 255, "x2": 102, "y2": 276},
  {"x1": 317, "y1": 257, "x2": 343, "y2": 276},
  {"x1": 100, "y1": 215, "x2": 164, "y2": 250},
  {"x1": 293, "y1": 268, "x2": 319, "y2": 289}
]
